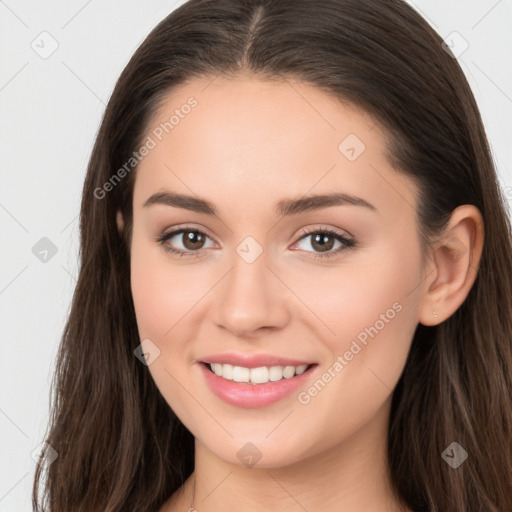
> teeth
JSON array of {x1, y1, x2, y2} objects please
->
[{"x1": 209, "y1": 363, "x2": 309, "y2": 384}]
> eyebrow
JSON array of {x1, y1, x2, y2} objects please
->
[{"x1": 143, "y1": 190, "x2": 377, "y2": 216}]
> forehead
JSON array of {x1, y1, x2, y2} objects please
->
[
  {"x1": 132, "y1": 74, "x2": 417, "y2": 219},
  {"x1": 147, "y1": 74, "x2": 380, "y2": 159}
]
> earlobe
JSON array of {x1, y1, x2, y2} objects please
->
[
  {"x1": 116, "y1": 210, "x2": 125, "y2": 235},
  {"x1": 418, "y1": 205, "x2": 484, "y2": 326}
]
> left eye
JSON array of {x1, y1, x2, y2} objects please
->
[
  {"x1": 293, "y1": 229, "x2": 352, "y2": 255},
  {"x1": 156, "y1": 228, "x2": 216, "y2": 256}
]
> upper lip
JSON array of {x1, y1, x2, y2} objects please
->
[{"x1": 199, "y1": 353, "x2": 317, "y2": 369}]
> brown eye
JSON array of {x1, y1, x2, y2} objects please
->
[
  {"x1": 309, "y1": 232, "x2": 336, "y2": 253},
  {"x1": 181, "y1": 230, "x2": 207, "y2": 250},
  {"x1": 293, "y1": 228, "x2": 356, "y2": 259},
  {"x1": 156, "y1": 227, "x2": 215, "y2": 257}
]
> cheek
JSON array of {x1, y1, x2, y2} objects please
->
[
  {"x1": 131, "y1": 251, "x2": 168, "y2": 338},
  {"x1": 129, "y1": 231, "x2": 204, "y2": 339},
  {"x1": 296, "y1": 244, "x2": 421, "y2": 393},
  {"x1": 328, "y1": 243, "x2": 421, "y2": 385},
  {"x1": 130, "y1": 233, "x2": 184, "y2": 340},
  {"x1": 129, "y1": 239, "x2": 200, "y2": 417},
  {"x1": 293, "y1": 248, "x2": 420, "y2": 445},
  {"x1": 290, "y1": 248, "x2": 417, "y2": 343}
]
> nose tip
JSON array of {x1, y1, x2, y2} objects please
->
[{"x1": 212, "y1": 255, "x2": 290, "y2": 337}]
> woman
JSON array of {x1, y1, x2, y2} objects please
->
[{"x1": 32, "y1": 0, "x2": 512, "y2": 511}]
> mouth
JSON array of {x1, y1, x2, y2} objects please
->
[
  {"x1": 198, "y1": 360, "x2": 319, "y2": 408},
  {"x1": 201, "y1": 361, "x2": 318, "y2": 385}
]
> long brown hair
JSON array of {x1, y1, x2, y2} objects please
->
[{"x1": 32, "y1": 1, "x2": 512, "y2": 510}]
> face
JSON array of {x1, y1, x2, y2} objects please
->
[{"x1": 126, "y1": 74, "x2": 427, "y2": 468}]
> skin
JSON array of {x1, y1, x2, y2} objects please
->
[{"x1": 117, "y1": 73, "x2": 484, "y2": 511}]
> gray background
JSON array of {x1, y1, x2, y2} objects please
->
[{"x1": 1, "y1": 0, "x2": 511, "y2": 510}]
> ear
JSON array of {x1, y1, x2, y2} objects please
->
[
  {"x1": 116, "y1": 210, "x2": 125, "y2": 235},
  {"x1": 418, "y1": 204, "x2": 484, "y2": 326}
]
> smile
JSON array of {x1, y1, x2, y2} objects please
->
[
  {"x1": 198, "y1": 361, "x2": 319, "y2": 408},
  {"x1": 206, "y1": 362, "x2": 312, "y2": 384}
]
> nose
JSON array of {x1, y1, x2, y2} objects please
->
[{"x1": 213, "y1": 247, "x2": 290, "y2": 337}]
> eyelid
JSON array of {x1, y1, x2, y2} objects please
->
[
  {"x1": 295, "y1": 224, "x2": 353, "y2": 240},
  {"x1": 158, "y1": 223, "x2": 219, "y2": 243}
]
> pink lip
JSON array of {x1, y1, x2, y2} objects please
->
[
  {"x1": 198, "y1": 361, "x2": 319, "y2": 409},
  {"x1": 199, "y1": 353, "x2": 316, "y2": 368}
]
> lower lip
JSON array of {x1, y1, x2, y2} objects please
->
[{"x1": 198, "y1": 362, "x2": 318, "y2": 409}]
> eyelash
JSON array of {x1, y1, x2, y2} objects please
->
[{"x1": 154, "y1": 224, "x2": 356, "y2": 260}]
